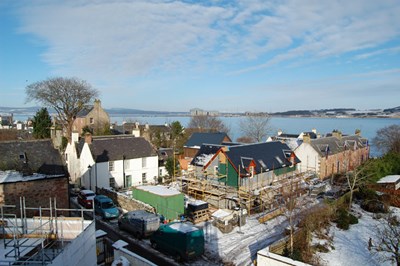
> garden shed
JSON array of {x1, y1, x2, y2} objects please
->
[{"x1": 132, "y1": 185, "x2": 184, "y2": 220}]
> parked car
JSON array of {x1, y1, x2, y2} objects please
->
[
  {"x1": 150, "y1": 221, "x2": 204, "y2": 261},
  {"x1": 77, "y1": 189, "x2": 96, "y2": 208},
  {"x1": 118, "y1": 210, "x2": 160, "y2": 239},
  {"x1": 94, "y1": 195, "x2": 119, "y2": 219}
]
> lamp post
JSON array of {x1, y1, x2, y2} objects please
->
[{"x1": 88, "y1": 165, "x2": 92, "y2": 191}]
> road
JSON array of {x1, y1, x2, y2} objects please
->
[{"x1": 70, "y1": 196, "x2": 179, "y2": 266}]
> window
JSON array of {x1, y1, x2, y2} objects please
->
[
  {"x1": 109, "y1": 161, "x2": 114, "y2": 171},
  {"x1": 142, "y1": 158, "x2": 147, "y2": 168},
  {"x1": 142, "y1": 173, "x2": 147, "y2": 184},
  {"x1": 159, "y1": 169, "x2": 163, "y2": 176},
  {"x1": 109, "y1": 178, "x2": 115, "y2": 188},
  {"x1": 90, "y1": 117, "x2": 94, "y2": 124}
]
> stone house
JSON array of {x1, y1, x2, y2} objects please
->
[
  {"x1": 294, "y1": 130, "x2": 369, "y2": 180},
  {"x1": 0, "y1": 139, "x2": 69, "y2": 215},
  {"x1": 72, "y1": 99, "x2": 110, "y2": 135},
  {"x1": 112, "y1": 122, "x2": 172, "y2": 147}
]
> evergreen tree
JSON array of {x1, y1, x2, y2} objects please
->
[{"x1": 32, "y1": 108, "x2": 52, "y2": 139}]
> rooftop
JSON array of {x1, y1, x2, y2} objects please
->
[{"x1": 377, "y1": 175, "x2": 400, "y2": 183}]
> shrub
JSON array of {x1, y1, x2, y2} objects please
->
[
  {"x1": 354, "y1": 186, "x2": 377, "y2": 201},
  {"x1": 348, "y1": 213, "x2": 358, "y2": 225},
  {"x1": 313, "y1": 243, "x2": 329, "y2": 253},
  {"x1": 361, "y1": 200, "x2": 389, "y2": 213},
  {"x1": 335, "y1": 208, "x2": 358, "y2": 230}
]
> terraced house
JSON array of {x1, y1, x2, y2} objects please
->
[{"x1": 294, "y1": 130, "x2": 370, "y2": 180}]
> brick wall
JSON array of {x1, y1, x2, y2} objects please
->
[{"x1": 0, "y1": 176, "x2": 69, "y2": 217}]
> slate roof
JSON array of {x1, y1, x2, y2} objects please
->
[
  {"x1": 0, "y1": 139, "x2": 66, "y2": 176},
  {"x1": 87, "y1": 136, "x2": 157, "y2": 163},
  {"x1": 278, "y1": 133, "x2": 299, "y2": 138},
  {"x1": 112, "y1": 123, "x2": 170, "y2": 135},
  {"x1": 303, "y1": 132, "x2": 318, "y2": 139},
  {"x1": 76, "y1": 106, "x2": 94, "y2": 117},
  {"x1": 184, "y1": 132, "x2": 231, "y2": 148},
  {"x1": 309, "y1": 135, "x2": 368, "y2": 157},
  {"x1": 222, "y1": 141, "x2": 300, "y2": 175}
]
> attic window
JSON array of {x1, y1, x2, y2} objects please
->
[
  {"x1": 90, "y1": 117, "x2": 94, "y2": 124},
  {"x1": 283, "y1": 150, "x2": 292, "y2": 158}
]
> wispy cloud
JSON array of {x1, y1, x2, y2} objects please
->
[
  {"x1": 15, "y1": 0, "x2": 400, "y2": 79},
  {"x1": 354, "y1": 46, "x2": 400, "y2": 60}
]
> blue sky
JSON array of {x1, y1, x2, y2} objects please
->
[{"x1": 1, "y1": 0, "x2": 400, "y2": 112}]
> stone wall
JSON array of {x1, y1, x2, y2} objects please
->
[
  {"x1": 0, "y1": 176, "x2": 69, "y2": 217},
  {"x1": 97, "y1": 187, "x2": 155, "y2": 213}
]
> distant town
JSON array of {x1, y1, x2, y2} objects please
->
[{"x1": 1, "y1": 105, "x2": 400, "y2": 120}]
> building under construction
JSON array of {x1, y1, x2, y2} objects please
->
[
  {"x1": 0, "y1": 198, "x2": 96, "y2": 265},
  {"x1": 181, "y1": 141, "x2": 316, "y2": 216}
]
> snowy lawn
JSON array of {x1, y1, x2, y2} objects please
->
[{"x1": 316, "y1": 204, "x2": 400, "y2": 266}]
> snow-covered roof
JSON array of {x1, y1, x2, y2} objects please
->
[
  {"x1": 193, "y1": 153, "x2": 215, "y2": 166},
  {"x1": 188, "y1": 200, "x2": 207, "y2": 206},
  {"x1": 211, "y1": 209, "x2": 231, "y2": 219},
  {"x1": 169, "y1": 222, "x2": 198, "y2": 233},
  {"x1": 377, "y1": 175, "x2": 400, "y2": 183},
  {"x1": 0, "y1": 170, "x2": 64, "y2": 184},
  {"x1": 136, "y1": 185, "x2": 181, "y2": 196}
]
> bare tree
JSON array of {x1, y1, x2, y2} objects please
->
[
  {"x1": 239, "y1": 115, "x2": 271, "y2": 142},
  {"x1": 372, "y1": 124, "x2": 400, "y2": 155},
  {"x1": 26, "y1": 77, "x2": 99, "y2": 141},
  {"x1": 345, "y1": 163, "x2": 371, "y2": 210},
  {"x1": 281, "y1": 174, "x2": 305, "y2": 257},
  {"x1": 371, "y1": 212, "x2": 400, "y2": 266},
  {"x1": 187, "y1": 115, "x2": 230, "y2": 134}
]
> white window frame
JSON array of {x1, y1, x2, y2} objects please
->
[{"x1": 109, "y1": 161, "x2": 115, "y2": 171}]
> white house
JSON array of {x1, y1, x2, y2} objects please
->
[
  {"x1": 65, "y1": 132, "x2": 83, "y2": 184},
  {"x1": 79, "y1": 134, "x2": 158, "y2": 191}
]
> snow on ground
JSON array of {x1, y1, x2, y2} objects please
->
[
  {"x1": 197, "y1": 213, "x2": 288, "y2": 265},
  {"x1": 316, "y1": 204, "x2": 400, "y2": 266}
]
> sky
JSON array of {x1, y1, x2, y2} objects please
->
[{"x1": 1, "y1": 0, "x2": 400, "y2": 113}]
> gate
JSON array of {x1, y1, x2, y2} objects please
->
[{"x1": 96, "y1": 233, "x2": 114, "y2": 265}]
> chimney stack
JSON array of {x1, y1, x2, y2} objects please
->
[
  {"x1": 85, "y1": 132, "x2": 92, "y2": 144},
  {"x1": 303, "y1": 133, "x2": 311, "y2": 143},
  {"x1": 332, "y1": 130, "x2": 342, "y2": 140}
]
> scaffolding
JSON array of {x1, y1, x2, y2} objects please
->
[
  {"x1": 180, "y1": 170, "x2": 315, "y2": 217},
  {"x1": 0, "y1": 197, "x2": 94, "y2": 265},
  {"x1": 180, "y1": 175, "x2": 230, "y2": 209}
]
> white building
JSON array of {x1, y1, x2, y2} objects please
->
[
  {"x1": 77, "y1": 134, "x2": 158, "y2": 191},
  {"x1": 0, "y1": 200, "x2": 96, "y2": 265}
]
